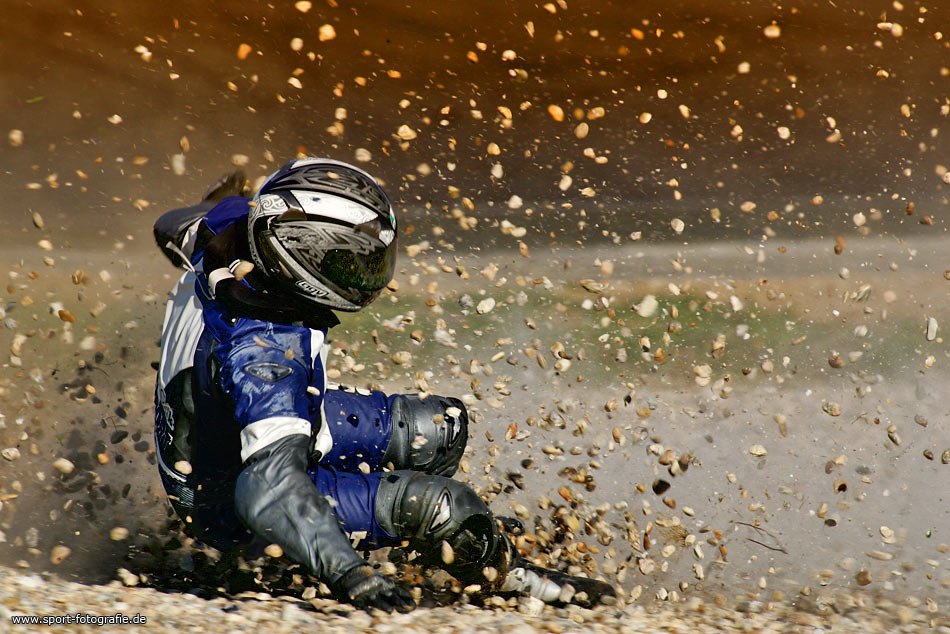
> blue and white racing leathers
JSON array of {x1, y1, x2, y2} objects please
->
[{"x1": 153, "y1": 196, "x2": 484, "y2": 589}]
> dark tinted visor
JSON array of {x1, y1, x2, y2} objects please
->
[{"x1": 321, "y1": 244, "x2": 395, "y2": 292}]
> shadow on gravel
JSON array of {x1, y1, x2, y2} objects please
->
[{"x1": 130, "y1": 522, "x2": 499, "y2": 612}]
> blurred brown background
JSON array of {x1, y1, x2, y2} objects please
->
[{"x1": 2, "y1": 0, "x2": 948, "y2": 248}]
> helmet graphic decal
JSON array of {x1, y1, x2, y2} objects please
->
[
  {"x1": 256, "y1": 193, "x2": 289, "y2": 214},
  {"x1": 274, "y1": 221, "x2": 381, "y2": 258},
  {"x1": 267, "y1": 165, "x2": 391, "y2": 218}
]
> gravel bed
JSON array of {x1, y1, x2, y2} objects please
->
[{"x1": 1, "y1": 566, "x2": 947, "y2": 633}]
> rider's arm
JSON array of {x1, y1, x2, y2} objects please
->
[
  {"x1": 235, "y1": 435, "x2": 413, "y2": 612},
  {"x1": 220, "y1": 325, "x2": 365, "y2": 585},
  {"x1": 235, "y1": 433, "x2": 366, "y2": 583},
  {"x1": 225, "y1": 325, "x2": 414, "y2": 611}
]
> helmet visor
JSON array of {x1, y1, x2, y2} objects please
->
[
  {"x1": 320, "y1": 244, "x2": 395, "y2": 292},
  {"x1": 263, "y1": 219, "x2": 397, "y2": 310}
]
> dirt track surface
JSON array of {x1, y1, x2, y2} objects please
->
[
  {"x1": 0, "y1": 564, "x2": 944, "y2": 634},
  {"x1": 2, "y1": 1, "x2": 950, "y2": 631},
  {"x1": 1, "y1": 237, "x2": 949, "y2": 631}
]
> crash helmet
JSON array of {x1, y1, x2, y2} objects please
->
[{"x1": 247, "y1": 158, "x2": 397, "y2": 312}]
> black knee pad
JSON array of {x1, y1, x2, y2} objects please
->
[
  {"x1": 382, "y1": 394, "x2": 468, "y2": 476},
  {"x1": 375, "y1": 472, "x2": 508, "y2": 584}
]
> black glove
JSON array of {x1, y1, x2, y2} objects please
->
[{"x1": 334, "y1": 565, "x2": 416, "y2": 613}]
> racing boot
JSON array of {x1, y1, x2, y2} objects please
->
[
  {"x1": 202, "y1": 170, "x2": 249, "y2": 202},
  {"x1": 497, "y1": 540, "x2": 617, "y2": 607}
]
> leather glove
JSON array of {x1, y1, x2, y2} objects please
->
[{"x1": 335, "y1": 565, "x2": 416, "y2": 613}]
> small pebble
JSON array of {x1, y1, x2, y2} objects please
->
[
  {"x1": 1, "y1": 448, "x2": 21, "y2": 461},
  {"x1": 441, "y1": 540, "x2": 455, "y2": 564},
  {"x1": 518, "y1": 596, "x2": 545, "y2": 616},
  {"x1": 476, "y1": 297, "x2": 496, "y2": 314},
  {"x1": 50, "y1": 545, "x2": 71, "y2": 564},
  {"x1": 52, "y1": 458, "x2": 75, "y2": 474},
  {"x1": 822, "y1": 402, "x2": 842, "y2": 417},
  {"x1": 110, "y1": 527, "x2": 130, "y2": 541},
  {"x1": 926, "y1": 317, "x2": 938, "y2": 341},
  {"x1": 396, "y1": 124, "x2": 417, "y2": 140},
  {"x1": 318, "y1": 25, "x2": 336, "y2": 42},
  {"x1": 117, "y1": 568, "x2": 139, "y2": 586},
  {"x1": 636, "y1": 295, "x2": 658, "y2": 318}
]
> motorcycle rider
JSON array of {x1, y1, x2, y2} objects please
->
[{"x1": 152, "y1": 158, "x2": 616, "y2": 612}]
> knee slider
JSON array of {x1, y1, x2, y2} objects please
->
[
  {"x1": 375, "y1": 473, "x2": 505, "y2": 583},
  {"x1": 383, "y1": 394, "x2": 468, "y2": 476}
]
